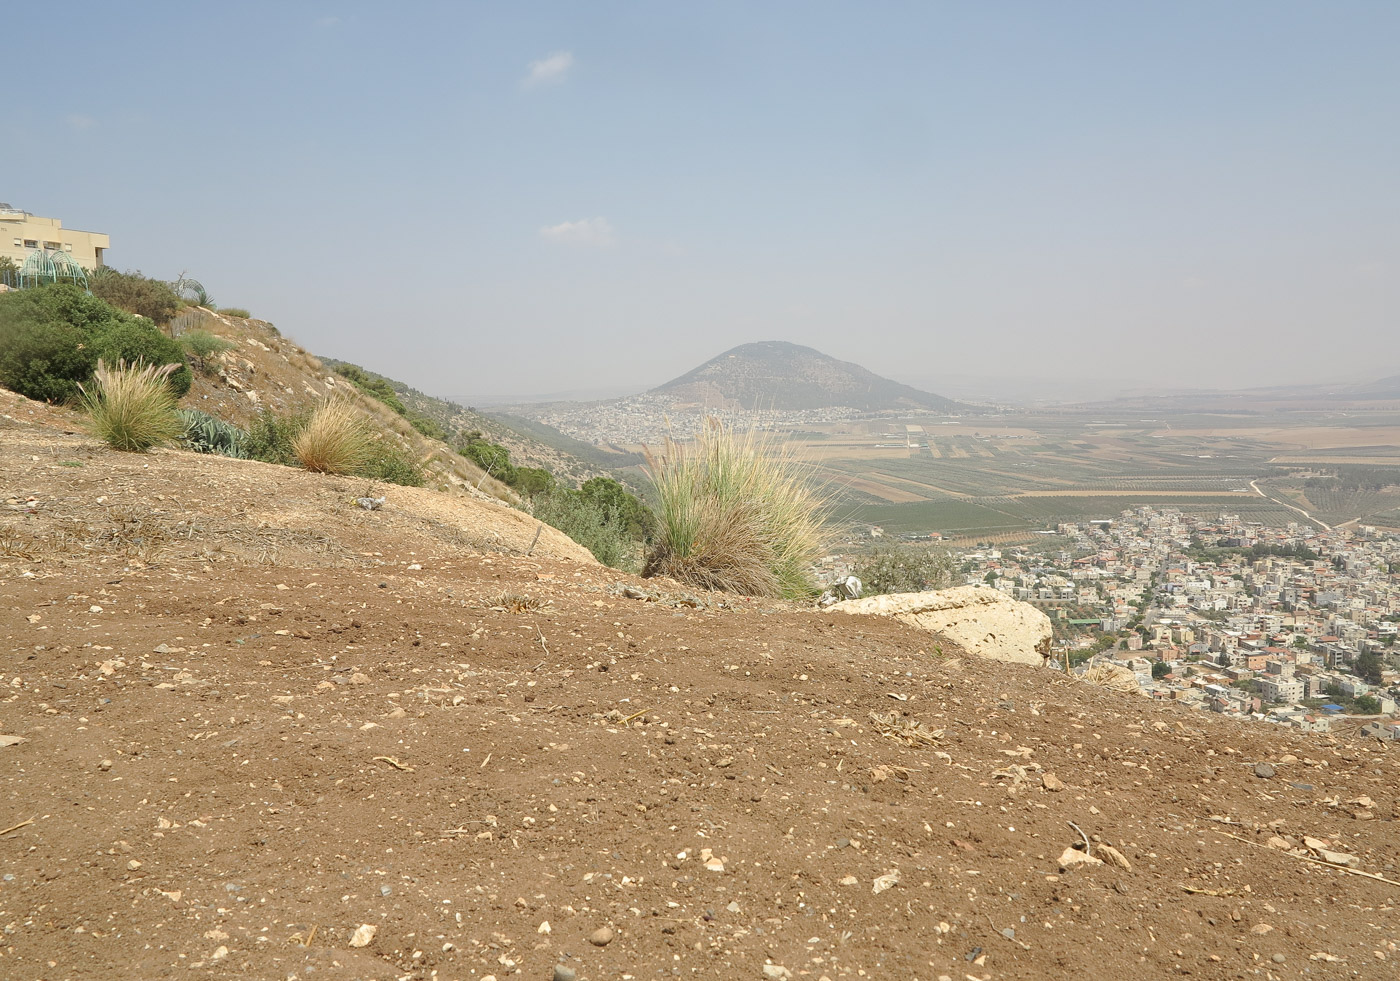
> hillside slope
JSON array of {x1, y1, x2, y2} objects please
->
[
  {"x1": 170, "y1": 308, "x2": 520, "y2": 500},
  {"x1": 2, "y1": 400, "x2": 1398, "y2": 980},
  {"x1": 655, "y1": 341, "x2": 964, "y2": 412},
  {"x1": 315, "y1": 357, "x2": 625, "y2": 486}
]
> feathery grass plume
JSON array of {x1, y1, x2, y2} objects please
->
[
  {"x1": 642, "y1": 418, "x2": 832, "y2": 599},
  {"x1": 292, "y1": 399, "x2": 373, "y2": 474},
  {"x1": 78, "y1": 359, "x2": 183, "y2": 452}
]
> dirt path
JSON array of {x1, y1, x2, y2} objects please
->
[{"x1": 1250, "y1": 479, "x2": 1333, "y2": 531}]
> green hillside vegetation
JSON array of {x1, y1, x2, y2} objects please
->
[
  {"x1": 0, "y1": 288, "x2": 656, "y2": 570},
  {"x1": 0, "y1": 283, "x2": 192, "y2": 403}
]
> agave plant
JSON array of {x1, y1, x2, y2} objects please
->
[{"x1": 178, "y1": 408, "x2": 249, "y2": 458}]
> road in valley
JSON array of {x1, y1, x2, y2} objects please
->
[{"x1": 1249, "y1": 479, "x2": 1333, "y2": 531}]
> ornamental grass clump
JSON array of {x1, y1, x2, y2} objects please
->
[
  {"x1": 78, "y1": 359, "x2": 183, "y2": 452},
  {"x1": 291, "y1": 399, "x2": 373, "y2": 474},
  {"x1": 642, "y1": 419, "x2": 832, "y2": 599}
]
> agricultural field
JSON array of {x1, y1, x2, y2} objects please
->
[{"x1": 777, "y1": 411, "x2": 1400, "y2": 539}]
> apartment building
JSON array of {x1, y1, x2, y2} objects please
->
[{"x1": 0, "y1": 204, "x2": 109, "y2": 271}]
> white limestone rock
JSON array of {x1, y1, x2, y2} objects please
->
[{"x1": 830, "y1": 584, "x2": 1052, "y2": 665}]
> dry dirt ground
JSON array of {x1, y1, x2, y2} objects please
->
[{"x1": 3, "y1": 403, "x2": 1400, "y2": 981}]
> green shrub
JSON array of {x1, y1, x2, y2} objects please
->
[
  {"x1": 359, "y1": 441, "x2": 425, "y2": 486},
  {"x1": 244, "y1": 410, "x2": 307, "y2": 466},
  {"x1": 92, "y1": 322, "x2": 191, "y2": 396},
  {"x1": 852, "y1": 542, "x2": 956, "y2": 595},
  {"x1": 218, "y1": 307, "x2": 251, "y2": 319},
  {"x1": 78, "y1": 360, "x2": 183, "y2": 452},
  {"x1": 178, "y1": 409, "x2": 248, "y2": 458},
  {"x1": 533, "y1": 490, "x2": 634, "y2": 569},
  {"x1": 642, "y1": 420, "x2": 831, "y2": 599},
  {"x1": 0, "y1": 316, "x2": 95, "y2": 402},
  {"x1": 577, "y1": 476, "x2": 656, "y2": 541},
  {"x1": 0, "y1": 283, "x2": 188, "y2": 402},
  {"x1": 408, "y1": 413, "x2": 450, "y2": 441},
  {"x1": 87, "y1": 269, "x2": 179, "y2": 326},
  {"x1": 179, "y1": 329, "x2": 237, "y2": 372},
  {"x1": 460, "y1": 438, "x2": 516, "y2": 484},
  {"x1": 511, "y1": 466, "x2": 557, "y2": 498},
  {"x1": 332, "y1": 362, "x2": 406, "y2": 414},
  {"x1": 292, "y1": 400, "x2": 373, "y2": 474}
]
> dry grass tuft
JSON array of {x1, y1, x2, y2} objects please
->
[
  {"x1": 292, "y1": 399, "x2": 373, "y2": 474},
  {"x1": 1077, "y1": 661, "x2": 1141, "y2": 693},
  {"x1": 642, "y1": 419, "x2": 832, "y2": 599},
  {"x1": 78, "y1": 360, "x2": 183, "y2": 452},
  {"x1": 480, "y1": 592, "x2": 550, "y2": 613}
]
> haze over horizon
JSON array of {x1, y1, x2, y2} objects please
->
[{"x1": 9, "y1": 2, "x2": 1398, "y2": 404}]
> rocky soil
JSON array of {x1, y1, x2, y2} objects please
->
[{"x1": 3, "y1": 400, "x2": 1400, "y2": 981}]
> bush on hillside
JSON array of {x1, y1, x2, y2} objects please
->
[
  {"x1": 533, "y1": 490, "x2": 633, "y2": 569},
  {"x1": 91, "y1": 321, "x2": 191, "y2": 396},
  {"x1": 292, "y1": 400, "x2": 373, "y2": 474},
  {"x1": 244, "y1": 410, "x2": 307, "y2": 466},
  {"x1": 87, "y1": 268, "x2": 180, "y2": 326},
  {"x1": 333, "y1": 362, "x2": 406, "y2": 415},
  {"x1": 577, "y1": 476, "x2": 657, "y2": 542},
  {"x1": 460, "y1": 437, "x2": 516, "y2": 484},
  {"x1": 179, "y1": 329, "x2": 237, "y2": 372},
  {"x1": 511, "y1": 466, "x2": 557, "y2": 498},
  {"x1": 642, "y1": 420, "x2": 831, "y2": 599},
  {"x1": 0, "y1": 317, "x2": 96, "y2": 403},
  {"x1": 360, "y1": 440, "x2": 426, "y2": 487},
  {"x1": 218, "y1": 307, "x2": 251, "y2": 319},
  {"x1": 408, "y1": 413, "x2": 450, "y2": 442},
  {"x1": 529, "y1": 478, "x2": 655, "y2": 570},
  {"x1": 0, "y1": 283, "x2": 187, "y2": 403},
  {"x1": 852, "y1": 542, "x2": 956, "y2": 596},
  {"x1": 78, "y1": 360, "x2": 183, "y2": 452}
]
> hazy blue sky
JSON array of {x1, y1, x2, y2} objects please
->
[{"x1": 9, "y1": 2, "x2": 1397, "y2": 403}]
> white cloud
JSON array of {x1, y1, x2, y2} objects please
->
[
  {"x1": 524, "y1": 51, "x2": 574, "y2": 87},
  {"x1": 65, "y1": 113, "x2": 96, "y2": 131},
  {"x1": 539, "y1": 217, "x2": 616, "y2": 248}
]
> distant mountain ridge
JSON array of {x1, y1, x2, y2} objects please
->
[{"x1": 652, "y1": 341, "x2": 963, "y2": 412}]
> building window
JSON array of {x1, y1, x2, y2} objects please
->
[
  {"x1": 22, "y1": 239, "x2": 37, "y2": 249},
  {"x1": 11, "y1": 238, "x2": 19, "y2": 248},
  {"x1": 64, "y1": 244, "x2": 73, "y2": 252},
  {"x1": 42, "y1": 241, "x2": 61, "y2": 250}
]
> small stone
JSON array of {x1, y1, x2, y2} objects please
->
[
  {"x1": 587, "y1": 925, "x2": 614, "y2": 947},
  {"x1": 349, "y1": 672, "x2": 371, "y2": 686},
  {"x1": 380, "y1": 886, "x2": 391, "y2": 896},
  {"x1": 126, "y1": 860, "x2": 141, "y2": 871},
  {"x1": 1315, "y1": 848, "x2": 1358, "y2": 868},
  {"x1": 762, "y1": 965, "x2": 793, "y2": 980},
  {"x1": 553, "y1": 966, "x2": 577, "y2": 981},
  {"x1": 1253, "y1": 762, "x2": 1276, "y2": 779},
  {"x1": 1042, "y1": 773, "x2": 1065, "y2": 792},
  {"x1": 98, "y1": 759, "x2": 113, "y2": 771},
  {"x1": 1272, "y1": 953, "x2": 1286, "y2": 964},
  {"x1": 872, "y1": 869, "x2": 900, "y2": 894},
  {"x1": 1058, "y1": 847, "x2": 1104, "y2": 871},
  {"x1": 210, "y1": 946, "x2": 229, "y2": 961},
  {"x1": 349, "y1": 923, "x2": 377, "y2": 947}
]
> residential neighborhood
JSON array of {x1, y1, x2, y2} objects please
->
[{"x1": 952, "y1": 507, "x2": 1400, "y2": 735}]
